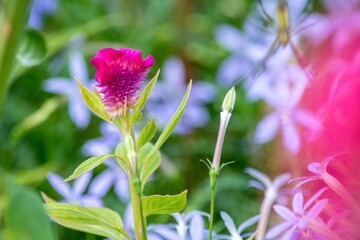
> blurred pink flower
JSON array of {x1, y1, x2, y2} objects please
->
[
  {"x1": 266, "y1": 190, "x2": 332, "y2": 240},
  {"x1": 90, "y1": 48, "x2": 154, "y2": 118}
]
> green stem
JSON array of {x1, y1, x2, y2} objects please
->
[
  {"x1": 0, "y1": 0, "x2": 31, "y2": 116},
  {"x1": 128, "y1": 174, "x2": 148, "y2": 240},
  {"x1": 209, "y1": 169, "x2": 217, "y2": 240}
]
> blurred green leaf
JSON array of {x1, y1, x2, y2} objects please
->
[
  {"x1": 142, "y1": 81, "x2": 192, "y2": 169},
  {"x1": 5, "y1": 187, "x2": 54, "y2": 240},
  {"x1": 136, "y1": 118, "x2": 156, "y2": 151},
  {"x1": 64, "y1": 154, "x2": 115, "y2": 182},
  {"x1": 14, "y1": 162, "x2": 56, "y2": 185},
  {"x1": 138, "y1": 143, "x2": 160, "y2": 190},
  {"x1": 142, "y1": 190, "x2": 187, "y2": 217},
  {"x1": 16, "y1": 28, "x2": 47, "y2": 67},
  {"x1": 76, "y1": 78, "x2": 112, "y2": 122},
  {"x1": 45, "y1": 203, "x2": 130, "y2": 240},
  {"x1": 11, "y1": 96, "x2": 64, "y2": 141},
  {"x1": 134, "y1": 70, "x2": 160, "y2": 112}
]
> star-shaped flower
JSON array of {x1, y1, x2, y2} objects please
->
[{"x1": 43, "y1": 51, "x2": 92, "y2": 129}]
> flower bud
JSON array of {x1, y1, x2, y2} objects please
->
[{"x1": 221, "y1": 87, "x2": 236, "y2": 113}]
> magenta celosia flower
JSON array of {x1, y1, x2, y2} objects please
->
[{"x1": 90, "y1": 48, "x2": 154, "y2": 118}]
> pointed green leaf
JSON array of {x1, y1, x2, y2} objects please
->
[
  {"x1": 41, "y1": 192, "x2": 57, "y2": 203},
  {"x1": 130, "y1": 109, "x2": 142, "y2": 126},
  {"x1": 5, "y1": 187, "x2": 55, "y2": 240},
  {"x1": 142, "y1": 190, "x2": 187, "y2": 217},
  {"x1": 134, "y1": 70, "x2": 160, "y2": 111},
  {"x1": 45, "y1": 203, "x2": 130, "y2": 240},
  {"x1": 65, "y1": 155, "x2": 115, "y2": 182},
  {"x1": 115, "y1": 142, "x2": 130, "y2": 173},
  {"x1": 11, "y1": 96, "x2": 64, "y2": 141},
  {"x1": 143, "y1": 81, "x2": 192, "y2": 167},
  {"x1": 136, "y1": 119, "x2": 156, "y2": 151},
  {"x1": 76, "y1": 79, "x2": 112, "y2": 122},
  {"x1": 16, "y1": 28, "x2": 47, "y2": 67},
  {"x1": 138, "y1": 143, "x2": 160, "y2": 190}
]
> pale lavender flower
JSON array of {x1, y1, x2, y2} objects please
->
[
  {"x1": 47, "y1": 171, "x2": 103, "y2": 207},
  {"x1": 246, "y1": 168, "x2": 291, "y2": 240},
  {"x1": 82, "y1": 122, "x2": 122, "y2": 156},
  {"x1": 88, "y1": 159, "x2": 129, "y2": 203},
  {"x1": 252, "y1": 54, "x2": 321, "y2": 153},
  {"x1": 148, "y1": 211, "x2": 210, "y2": 240},
  {"x1": 214, "y1": 23, "x2": 272, "y2": 86},
  {"x1": 266, "y1": 190, "x2": 329, "y2": 240},
  {"x1": 43, "y1": 51, "x2": 92, "y2": 129},
  {"x1": 146, "y1": 57, "x2": 216, "y2": 134},
  {"x1": 28, "y1": 0, "x2": 58, "y2": 29},
  {"x1": 215, "y1": 0, "x2": 312, "y2": 87},
  {"x1": 216, "y1": 212, "x2": 259, "y2": 240}
]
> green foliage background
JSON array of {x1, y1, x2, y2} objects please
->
[{"x1": 0, "y1": 0, "x2": 305, "y2": 239}]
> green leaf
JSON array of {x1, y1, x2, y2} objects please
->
[
  {"x1": 11, "y1": 96, "x2": 64, "y2": 141},
  {"x1": 76, "y1": 79, "x2": 112, "y2": 122},
  {"x1": 41, "y1": 192, "x2": 57, "y2": 203},
  {"x1": 138, "y1": 143, "x2": 160, "y2": 190},
  {"x1": 142, "y1": 190, "x2": 187, "y2": 217},
  {"x1": 134, "y1": 70, "x2": 160, "y2": 111},
  {"x1": 45, "y1": 203, "x2": 130, "y2": 240},
  {"x1": 115, "y1": 142, "x2": 130, "y2": 173},
  {"x1": 130, "y1": 109, "x2": 142, "y2": 126},
  {"x1": 16, "y1": 28, "x2": 47, "y2": 67},
  {"x1": 5, "y1": 187, "x2": 55, "y2": 240},
  {"x1": 142, "y1": 81, "x2": 192, "y2": 167},
  {"x1": 136, "y1": 119, "x2": 156, "y2": 151},
  {"x1": 65, "y1": 154, "x2": 115, "y2": 182}
]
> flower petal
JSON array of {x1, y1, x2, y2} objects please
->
[
  {"x1": 69, "y1": 51, "x2": 89, "y2": 81},
  {"x1": 237, "y1": 215, "x2": 259, "y2": 234},
  {"x1": 254, "y1": 112, "x2": 281, "y2": 144},
  {"x1": 73, "y1": 171, "x2": 93, "y2": 197},
  {"x1": 274, "y1": 205, "x2": 296, "y2": 221},
  {"x1": 88, "y1": 169, "x2": 114, "y2": 197},
  {"x1": 220, "y1": 211, "x2": 238, "y2": 237},
  {"x1": 47, "y1": 173, "x2": 72, "y2": 200},
  {"x1": 281, "y1": 122, "x2": 300, "y2": 153},
  {"x1": 292, "y1": 192, "x2": 304, "y2": 214},
  {"x1": 189, "y1": 213, "x2": 205, "y2": 240},
  {"x1": 68, "y1": 95, "x2": 90, "y2": 129},
  {"x1": 293, "y1": 109, "x2": 322, "y2": 131},
  {"x1": 266, "y1": 221, "x2": 294, "y2": 239},
  {"x1": 43, "y1": 78, "x2": 73, "y2": 94}
]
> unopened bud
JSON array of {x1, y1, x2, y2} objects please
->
[
  {"x1": 124, "y1": 134, "x2": 137, "y2": 173},
  {"x1": 221, "y1": 87, "x2": 236, "y2": 113}
]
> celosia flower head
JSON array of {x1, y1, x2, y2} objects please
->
[{"x1": 90, "y1": 48, "x2": 154, "y2": 118}]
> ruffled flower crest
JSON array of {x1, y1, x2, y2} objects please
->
[{"x1": 90, "y1": 48, "x2": 154, "y2": 118}]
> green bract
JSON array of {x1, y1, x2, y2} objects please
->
[
  {"x1": 142, "y1": 190, "x2": 187, "y2": 217},
  {"x1": 76, "y1": 79, "x2": 112, "y2": 122},
  {"x1": 64, "y1": 154, "x2": 115, "y2": 182}
]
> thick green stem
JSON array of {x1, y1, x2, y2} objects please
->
[
  {"x1": 128, "y1": 174, "x2": 148, "y2": 240},
  {"x1": 0, "y1": 0, "x2": 31, "y2": 116},
  {"x1": 209, "y1": 169, "x2": 218, "y2": 240}
]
